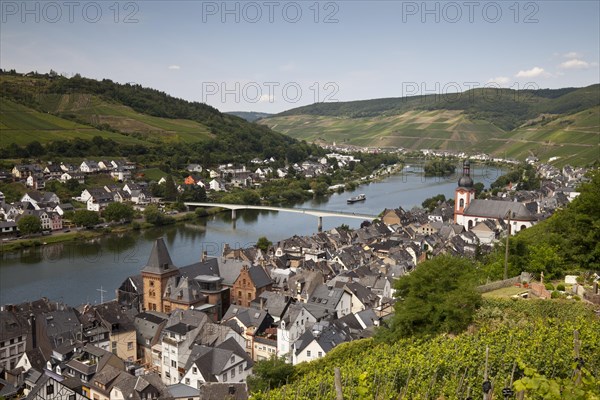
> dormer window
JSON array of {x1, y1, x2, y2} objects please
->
[{"x1": 162, "y1": 263, "x2": 169, "y2": 269}]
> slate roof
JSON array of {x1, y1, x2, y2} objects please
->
[
  {"x1": 198, "y1": 382, "x2": 248, "y2": 400},
  {"x1": 248, "y1": 265, "x2": 272, "y2": 289},
  {"x1": 141, "y1": 238, "x2": 178, "y2": 275},
  {"x1": 463, "y1": 199, "x2": 536, "y2": 221}
]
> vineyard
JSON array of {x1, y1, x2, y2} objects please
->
[{"x1": 253, "y1": 299, "x2": 600, "y2": 399}]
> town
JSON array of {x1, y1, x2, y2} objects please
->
[{"x1": 0, "y1": 153, "x2": 596, "y2": 399}]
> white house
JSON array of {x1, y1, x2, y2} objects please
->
[
  {"x1": 291, "y1": 321, "x2": 350, "y2": 365},
  {"x1": 79, "y1": 160, "x2": 99, "y2": 173},
  {"x1": 209, "y1": 179, "x2": 226, "y2": 192},
  {"x1": 277, "y1": 303, "x2": 318, "y2": 363}
]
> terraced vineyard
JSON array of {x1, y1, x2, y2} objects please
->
[{"x1": 254, "y1": 299, "x2": 600, "y2": 399}]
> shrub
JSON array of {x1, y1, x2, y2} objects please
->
[
  {"x1": 545, "y1": 283, "x2": 555, "y2": 291},
  {"x1": 556, "y1": 283, "x2": 566, "y2": 291},
  {"x1": 131, "y1": 221, "x2": 141, "y2": 231},
  {"x1": 551, "y1": 290, "x2": 560, "y2": 299},
  {"x1": 195, "y1": 208, "x2": 208, "y2": 217}
]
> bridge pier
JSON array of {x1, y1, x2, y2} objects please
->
[
  {"x1": 231, "y1": 209, "x2": 237, "y2": 220},
  {"x1": 317, "y1": 216, "x2": 323, "y2": 232}
]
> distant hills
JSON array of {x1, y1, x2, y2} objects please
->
[
  {"x1": 260, "y1": 85, "x2": 600, "y2": 166},
  {"x1": 226, "y1": 111, "x2": 273, "y2": 122},
  {"x1": 0, "y1": 72, "x2": 300, "y2": 163}
]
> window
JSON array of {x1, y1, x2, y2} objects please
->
[
  {"x1": 150, "y1": 281, "x2": 154, "y2": 287},
  {"x1": 69, "y1": 395, "x2": 76, "y2": 400},
  {"x1": 318, "y1": 351, "x2": 323, "y2": 358},
  {"x1": 193, "y1": 367, "x2": 197, "y2": 374},
  {"x1": 231, "y1": 368, "x2": 235, "y2": 378},
  {"x1": 223, "y1": 373, "x2": 227, "y2": 382},
  {"x1": 127, "y1": 342, "x2": 133, "y2": 351},
  {"x1": 306, "y1": 350, "x2": 311, "y2": 357},
  {"x1": 239, "y1": 364, "x2": 243, "y2": 373},
  {"x1": 459, "y1": 198, "x2": 464, "y2": 208},
  {"x1": 163, "y1": 356, "x2": 168, "y2": 365},
  {"x1": 231, "y1": 356, "x2": 235, "y2": 364},
  {"x1": 46, "y1": 384, "x2": 54, "y2": 395},
  {"x1": 247, "y1": 292, "x2": 251, "y2": 299},
  {"x1": 185, "y1": 378, "x2": 190, "y2": 385},
  {"x1": 171, "y1": 360, "x2": 177, "y2": 368}
]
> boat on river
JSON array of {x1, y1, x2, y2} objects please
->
[{"x1": 347, "y1": 194, "x2": 366, "y2": 204}]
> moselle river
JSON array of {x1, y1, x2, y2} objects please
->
[{"x1": 0, "y1": 164, "x2": 504, "y2": 306}]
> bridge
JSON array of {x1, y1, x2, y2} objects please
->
[{"x1": 183, "y1": 202, "x2": 377, "y2": 231}]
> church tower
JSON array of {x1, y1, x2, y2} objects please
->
[
  {"x1": 141, "y1": 238, "x2": 179, "y2": 312},
  {"x1": 454, "y1": 160, "x2": 476, "y2": 223}
]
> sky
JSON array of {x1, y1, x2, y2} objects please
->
[{"x1": 1, "y1": 1, "x2": 599, "y2": 113}]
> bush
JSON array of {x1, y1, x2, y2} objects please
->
[
  {"x1": 195, "y1": 208, "x2": 208, "y2": 218},
  {"x1": 556, "y1": 283, "x2": 565, "y2": 291},
  {"x1": 573, "y1": 295, "x2": 581, "y2": 301},
  {"x1": 551, "y1": 290, "x2": 561, "y2": 299},
  {"x1": 545, "y1": 283, "x2": 555, "y2": 291},
  {"x1": 131, "y1": 221, "x2": 141, "y2": 230}
]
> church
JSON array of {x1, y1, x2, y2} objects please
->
[{"x1": 454, "y1": 160, "x2": 537, "y2": 234}]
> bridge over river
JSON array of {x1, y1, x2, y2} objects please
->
[{"x1": 183, "y1": 202, "x2": 377, "y2": 231}]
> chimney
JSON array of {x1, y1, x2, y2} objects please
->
[
  {"x1": 259, "y1": 297, "x2": 264, "y2": 310},
  {"x1": 29, "y1": 313, "x2": 37, "y2": 349}
]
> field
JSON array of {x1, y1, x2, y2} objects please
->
[{"x1": 0, "y1": 98, "x2": 147, "y2": 147}]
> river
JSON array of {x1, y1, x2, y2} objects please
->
[{"x1": 0, "y1": 163, "x2": 504, "y2": 306}]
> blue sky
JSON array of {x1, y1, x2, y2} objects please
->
[{"x1": 1, "y1": 1, "x2": 599, "y2": 113}]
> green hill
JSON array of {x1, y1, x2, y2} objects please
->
[
  {"x1": 226, "y1": 111, "x2": 273, "y2": 122},
  {"x1": 0, "y1": 72, "x2": 300, "y2": 163},
  {"x1": 261, "y1": 85, "x2": 600, "y2": 166},
  {"x1": 255, "y1": 299, "x2": 600, "y2": 399}
]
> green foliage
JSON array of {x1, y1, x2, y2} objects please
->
[
  {"x1": 556, "y1": 283, "x2": 566, "y2": 291},
  {"x1": 143, "y1": 205, "x2": 174, "y2": 226},
  {"x1": 513, "y1": 364, "x2": 600, "y2": 400},
  {"x1": 423, "y1": 159, "x2": 456, "y2": 177},
  {"x1": 72, "y1": 210, "x2": 100, "y2": 228},
  {"x1": 102, "y1": 202, "x2": 134, "y2": 222},
  {"x1": 163, "y1": 175, "x2": 177, "y2": 201},
  {"x1": 551, "y1": 290, "x2": 561, "y2": 299},
  {"x1": 17, "y1": 215, "x2": 42, "y2": 235},
  {"x1": 421, "y1": 193, "x2": 446, "y2": 212},
  {"x1": 0, "y1": 182, "x2": 26, "y2": 203},
  {"x1": 178, "y1": 186, "x2": 207, "y2": 202},
  {"x1": 194, "y1": 208, "x2": 208, "y2": 218},
  {"x1": 491, "y1": 164, "x2": 540, "y2": 191},
  {"x1": 247, "y1": 356, "x2": 295, "y2": 393},
  {"x1": 545, "y1": 283, "x2": 555, "y2": 291},
  {"x1": 378, "y1": 255, "x2": 482, "y2": 341},
  {"x1": 256, "y1": 236, "x2": 272, "y2": 252}
]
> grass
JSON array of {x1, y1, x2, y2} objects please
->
[
  {"x1": 138, "y1": 168, "x2": 168, "y2": 181},
  {"x1": 0, "y1": 98, "x2": 147, "y2": 147}
]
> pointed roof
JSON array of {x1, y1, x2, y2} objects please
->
[{"x1": 141, "y1": 238, "x2": 178, "y2": 275}]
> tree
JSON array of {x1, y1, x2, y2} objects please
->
[
  {"x1": 72, "y1": 210, "x2": 100, "y2": 228},
  {"x1": 422, "y1": 194, "x2": 446, "y2": 212},
  {"x1": 144, "y1": 205, "x2": 174, "y2": 226},
  {"x1": 256, "y1": 236, "x2": 272, "y2": 252},
  {"x1": 103, "y1": 202, "x2": 134, "y2": 222},
  {"x1": 247, "y1": 356, "x2": 295, "y2": 393},
  {"x1": 378, "y1": 255, "x2": 482, "y2": 341},
  {"x1": 164, "y1": 175, "x2": 177, "y2": 201},
  {"x1": 17, "y1": 215, "x2": 42, "y2": 235}
]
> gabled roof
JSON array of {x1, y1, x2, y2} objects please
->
[
  {"x1": 463, "y1": 199, "x2": 536, "y2": 221},
  {"x1": 248, "y1": 265, "x2": 272, "y2": 289},
  {"x1": 141, "y1": 238, "x2": 178, "y2": 275}
]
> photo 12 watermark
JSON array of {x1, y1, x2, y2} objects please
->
[
  {"x1": 401, "y1": 81, "x2": 540, "y2": 104},
  {"x1": 200, "y1": 1, "x2": 340, "y2": 23},
  {"x1": 401, "y1": 1, "x2": 539, "y2": 23},
  {"x1": 1, "y1": 1, "x2": 140, "y2": 23},
  {"x1": 201, "y1": 81, "x2": 339, "y2": 104}
]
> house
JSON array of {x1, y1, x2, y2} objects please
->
[
  {"x1": 0, "y1": 221, "x2": 18, "y2": 235},
  {"x1": 43, "y1": 164, "x2": 63, "y2": 179},
  {"x1": 186, "y1": 164, "x2": 203, "y2": 173},
  {"x1": 306, "y1": 284, "x2": 352, "y2": 319},
  {"x1": 180, "y1": 338, "x2": 253, "y2": 388},
  {"x1": 221, "y1": 305, "x2": 274, "y2": 359},
  {"x1": 86, "y1": 191, "x2": 113, "y2": 212},
  {"x1": 79, "y1": 160, "x2": 99, "y2": 173},
  {"x1": 110, "y1": 168, "x2": 131, "y2": 182},
  {"x1": 133, "y1": 311, "x2": 168, "y2": 367},
  {"x1": 230, "y1": 265, "x2": 273, "y2": 307},
  {"x1": 209, "y1": 179, "x2": 226, "y2": 192},
  {"x1": 53, "y1": 203, "x2": 74, "y2": 216},
  {"x1": 17, "y1": 211, "x2": 51, "y2": 231},
  {"x1": 291, "y1": 321, "x2": 351, "y2": 365},
  {"x1": 24, "y1": 374, "x2": 90, "y2": 400},
  {"x1": 381, "y1": 207, "x2": 411, "y2": 226},
  {"x1": 21, "y1": 191, "x2": 60, "y2": 208},
  {"x1": 276, "y1": 303, "x2": 318, "y2": 362},
  {"x1": 60, "y1": 172, "x2": 85, "y2": 184},
  {"x1": 12, "y1": 164, "x2": 42, "y2": 179}
]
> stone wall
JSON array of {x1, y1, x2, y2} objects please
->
[{"x1": 477, "y1": 276, "x2": 521, "y2": 293}]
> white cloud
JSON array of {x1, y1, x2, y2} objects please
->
[
  {"x1": 168, "y1": 65, "x2": 181, "y2": 70},
  {"x1": 558, "y1": 59, "x2": 594, "y2": 69},
  {"x1": 259, "y1": 94, "x2": 275, "y2": 103},
  {"x1": 563, "y1": 52, "x2": 581, "y2": 59},
  {"x1": 515, "y1": 67, "x2": 548, "y2": 78},
  {"x1": 487, "y1": 76, "x2": 510, "y2": 85}
]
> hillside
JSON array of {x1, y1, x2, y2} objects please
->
[
  {"x1": 0, "y1": 72, "x2": 299, "y2": 163},
  {"x1": 254, "y1": 300, "x2": 600, "y2": 399},
  {"x1": 226, "y1": 111, "x2": 273, "y2": 122},
  {"x1": 261, "y1": 85, "x2": 600, "y2": 166}
]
